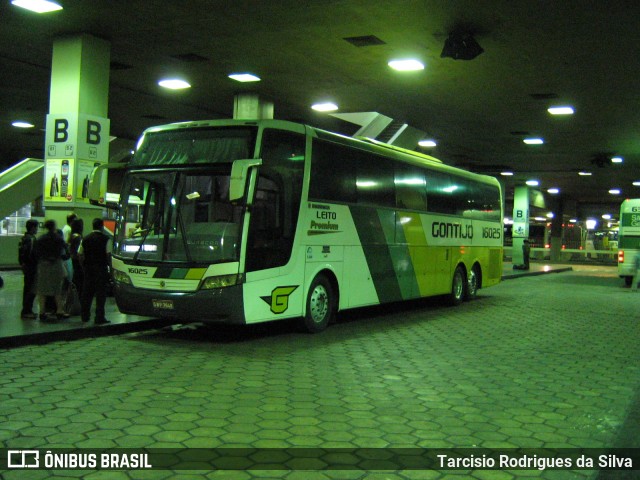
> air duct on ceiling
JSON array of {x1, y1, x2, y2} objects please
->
[{"x1": 440, "y1": 31, "x2": 484, "y2": 60}]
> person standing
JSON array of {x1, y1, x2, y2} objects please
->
[
  {"x1": 33, "y1": 219, "x2": 68, "y2": 321},
  {"x1": 68, "y1": 218, "x2": 84, "y2": 297},
  {"x1": 19, "y1": 219, "x2": 39, "y2": 319},
  {"x1": 62, "y1": 213, "x2": 77, "y2": 243},
  {"x1": 79, "y1": 218, "x2": 112, "y2": 324}
]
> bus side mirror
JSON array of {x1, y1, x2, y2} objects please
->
[
  {"x1": 89, "y1": 162, "x2": 127, "y2": 209},
  {"x1": 229, "y1": 158, "x2": 262, "y2": 204}
]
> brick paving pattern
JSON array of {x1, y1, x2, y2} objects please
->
[{"x1": 1, "y1": 265, "x2": 638, "y2": 479}]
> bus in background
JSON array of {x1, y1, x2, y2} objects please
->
[
  {"x1": 617, "y1": 198, "x2": 640, "y2": 286},
  {"x1": 94, "y1": 120, "x2": 503, "y2": 332}
]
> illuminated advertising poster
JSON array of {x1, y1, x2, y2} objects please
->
[
  {"x1": 44, "y1": 158, "x2": 74, "y2": 203},
  {"x1": 76, "y1": 159, "x2": 104, "y2": 204}
]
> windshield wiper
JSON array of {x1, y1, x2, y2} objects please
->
[{"x1": 133, "y1": 208, "x2": 162, "y2": 263}]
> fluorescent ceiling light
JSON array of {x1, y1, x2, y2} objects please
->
[
  {"x1": 546, "y1": 212, "x2": 554, "y2": 218},
  {"x1": 611, "y1": 156, "x2": 623, "y2": 163},
  {"x1": 418, "y1": 139, "x2": 436, "y2": 147},
  {"x1": 569, "y1": 219, "x2": 577, "y2": 223},
  {"x1": 388, "y1": 59, "x2": 424, "y2": 71},
  {"x1": 578, "y1": 171, "x2": 592, "y2": 176},
  {"x1": 12, "y1": 121, "x2": 34, "y2": 128},
  {"x1": 311, "y1": 102, "x2": 338, "y2": 112},
  {"x1": 534, "y1": 217, "x2": 546, "y2": 222},
  {"x1": 634, "y1": 181, "x2": 640, "y2": 186},
  {"x1": 547, "y1": 106, "x2": 574, "y2": 115},
  {"x1": 11, "y1": 0, "x2": 62, "y2": 13},
  {"x1": 547, "y1": 188, "x2": 559, "y2": 194},
  {"x1": 602, "y1": 214, "x2": 612, "y2": 220},
  {"x1": 609, "y1": 189, "x2": 621, "y2": 195},
  {"x1": 500, "y1": 171, "x2": 514, "y2": 176},
  {"x1": 228, "y1": 73, "x2": 261, "y2": 82},
  {"x1": 523, "y1": 138, "x2": 544, "y2": 145},
  {"x1": 158, "y1": 79, "x2": 191, "y2": 90},
  {"x1": 526, "y1": 180, "x2": 539, "y2": 186}
]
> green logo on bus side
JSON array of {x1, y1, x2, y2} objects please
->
[{"x1": 261, "y1": 286, "x2": 299, "y2": 314}]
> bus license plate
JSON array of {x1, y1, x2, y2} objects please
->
[{"x1": 153, "y1": 299, "x2": 174, "y2": 310}]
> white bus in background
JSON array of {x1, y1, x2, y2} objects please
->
[
  {"x1": 618, "y1": 198, "x2": 640, "y2": 286},
  {"x1": 94, "y1": 119, "x2": 503, "y2": 332}
]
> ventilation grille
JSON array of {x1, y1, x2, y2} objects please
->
[
  {"x1": 529, "y1": 93, "x2": 558, "y2": 100},
  {"x1": 170, "y1": 53, "x2": 209, "y2": 62},
  {"x1": 343, "y1": 35, "x2": 386, "y2": 47}
]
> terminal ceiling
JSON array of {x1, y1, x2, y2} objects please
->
[{"x1": 2, "y1": 0, "x2": 639, "y2": 221}]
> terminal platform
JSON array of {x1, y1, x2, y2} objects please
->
[{"x1": 0, "y1": 262, "x2": 572, "y2": 348}]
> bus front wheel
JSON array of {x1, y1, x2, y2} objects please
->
[
  {"x1": 448, "y1": 266, "x2": 466, "y2": 306},
  {"x1": 302, "y1": 275, "x2": 335, "y2": 333}
]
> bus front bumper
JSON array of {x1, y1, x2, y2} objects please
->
[{"x1": 113, "y1": 283, "x2": 245, "y2": 324}]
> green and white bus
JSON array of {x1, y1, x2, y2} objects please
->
[
  {"x1": 105, "y1": 119, "x2": 503, "y2": 332},
  {"x1": 617, "y1": 198, "x2": 640, "y2": 286}
]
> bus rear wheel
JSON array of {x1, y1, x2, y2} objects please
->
[
  {"x1": 467, "y1": 265, "x2": 480, "y2": 300},
  {"x1": 448, "y1": 266, "x2": 466, "y2": 306},
  {"x1": 302, "y1": 274, "x2": 335, "y2": 333}
]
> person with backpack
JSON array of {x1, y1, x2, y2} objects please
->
[
  {"x1": 19, "y1": 219, "x2": 39, "y2": 319},
  {"x1": 33, "y1": 219, "x2": 69, "y2": 321}
]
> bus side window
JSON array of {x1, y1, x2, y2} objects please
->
[
  {"x1": 395, "y1": 166, "x2": 427, "y2": 211},
  {"x1": 246, "y1": 129, "x2": 305, "y2": 272}
]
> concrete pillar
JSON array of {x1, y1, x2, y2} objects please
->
[
  {"x1": 512, "y1": 186, "x2": 530, "y2": 265},
  {"x1": 233, "y1": 93, "x2": 273, "y2": 120},
  {"x1": 549, "y1": 196, "x2": 564, "y2": 262},
  {"x1": 43, "y1": 34, "x2": 111, "y2": 228}
]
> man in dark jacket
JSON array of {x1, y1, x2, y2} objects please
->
[
  {"x1": 78, "y1": 218, "x2": 112, "y2": 324},
  {"x1": 19, "y1": 219, "x2": 39, "y2": 319}
]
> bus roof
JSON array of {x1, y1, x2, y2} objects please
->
[{"x1": 139, "y1": 119, "x2": 499, "y2": 187}]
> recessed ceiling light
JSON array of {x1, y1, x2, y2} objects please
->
[
  {"x1": 526, "y1": 180, "x2": 539, "y2": 186},
  {"x1": 418, "y1": 139, "x2": 436, "y2": 147},
  {"x1": 602, "y1": 214, "x2": 612, "y2": 220},
  {"x1": 11, "y1": 0, "x2": 62, "y2": 13},
  {"x1": 228, "y1": 73, "x2": 261, "y2": 82},
  {"x1": 523, "y1": 138, "x2": 544, "y2": 145},
  {"x1": 578, "y1": 171, "x2": 592, "y2": 176},
  {"x1": 388, "y1": 59, "x2": 424, "y2": 71},
  {"x1": 547, "y1": 188, "x2": 559, "y2": 194},
  {"x1": 609, "y1": 189, "x2": 621, "y2": 195},
  {"x1": 12, "y1": 121, "x2": 34, "y2": 128},
  {"x1": 311, "y1": 102, "x2": 338, "y2": 112},
  {"x1": 158, "y1": 79, "x2": 191, "y2": 90},
  {"x1": 500, "y1": 171, "x2": 514, "y2": 176},
  {"x1": 611, "y1": 156, "x2": 623, "y2": 164},
  {"x1": 547, "y1": 106, "x2": 575, "y2": 115},
  {"x1": 546, "y1": 212, "x2": 554, "y2": 219}
]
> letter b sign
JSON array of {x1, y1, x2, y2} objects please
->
[{"x1": 86, "y1": 120, "x2": 101, "y2": 145}]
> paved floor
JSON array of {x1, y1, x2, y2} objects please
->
[
  {"x1": 0, "y1": 262, "x2": 572, "y2": 348},
  {"x1": 1, "y1": 264, "x2": 638, "y2": 479}
]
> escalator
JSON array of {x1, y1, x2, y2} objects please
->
[{"x1": 0, "y1": 158, "x2": 43, "y2": 219}]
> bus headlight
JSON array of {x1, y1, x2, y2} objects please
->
[
  {"x1": 200, "y1": 274, "x2": 244, "y2": 289},
  {"x1": 112, "y1": 269, "x2": 132, "y2": 285}
]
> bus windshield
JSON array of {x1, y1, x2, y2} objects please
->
[{"x1": 115, "y1": 168, "x2": 244, "y2": 265}]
